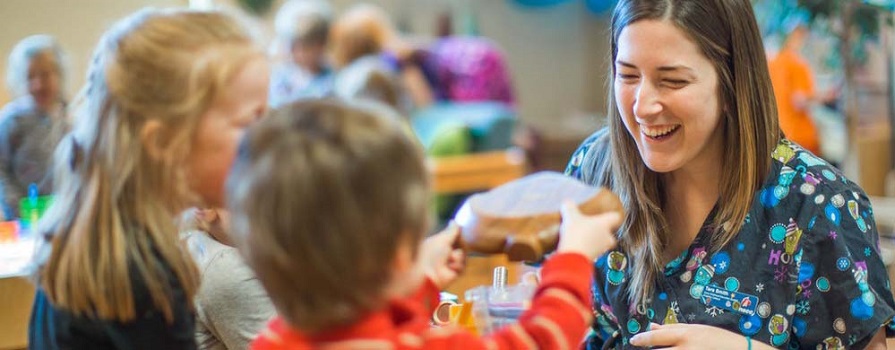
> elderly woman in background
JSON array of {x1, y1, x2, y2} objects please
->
[{"x1": 0, "y1": 35, "x2": 69, "y2": 220}]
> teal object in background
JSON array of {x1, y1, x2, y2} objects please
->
[
  {"x1": 865, "y1": 0, "x2": 895, "y2": 10},
  {"x1": 412, "y1": 102, "x2": 516, "y2": 155},
  {"x1": 585, "y1": 0, "x2": 617, "y2": 14},
  {"x1": 512, "y1": 0, "x2": 572, "y2": 7},
  {"x1": 510, "y1": 0, "x2": 617, "y2": 14},
  {"x1": 412, "y1": 102, "x2": 516, "y2": 221}
]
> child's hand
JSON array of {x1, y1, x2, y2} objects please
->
[
  {"x1": 557, "y1": 201, "x2": 621, "y2": 260},
  {"x1": 196, "y1": 208, "x2": 233, "y2": 246},
  {"x1": 419, "y1": 222, "x2": 466, "y2": 289}
]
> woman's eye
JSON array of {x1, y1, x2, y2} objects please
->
[{"x1": 663, "y1": 79, "x2": 688, "y2": 88}]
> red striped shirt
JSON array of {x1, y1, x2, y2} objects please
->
[{"x1": 252, "y1": 253, "x2": 594, "y2": 350}]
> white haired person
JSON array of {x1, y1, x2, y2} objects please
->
[{"x1": 0, "y1": 35, "x2": 69, "y2": 220}]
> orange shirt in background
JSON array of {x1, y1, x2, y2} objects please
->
[{"x1": 768, "y1": 49, "x2": 821, "y2": 155}]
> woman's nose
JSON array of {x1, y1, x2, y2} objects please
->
[{"x1": 633, "y1": 83, "x2": 662, "y2": 118}]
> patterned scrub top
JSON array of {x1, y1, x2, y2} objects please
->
[{"x1": 565, "y1": 131, "x2": 895, "y2": 349}]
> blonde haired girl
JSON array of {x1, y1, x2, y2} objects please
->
[{"x1": 29, "y1": 8, "x2": 268, "y2": 349}]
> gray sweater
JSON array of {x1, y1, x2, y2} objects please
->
[
  {"x1": 184, "y1": 230, "x2": 276, "y2": 350},
  {"x1": 0, "y1": 96, "x2": 68, "y2": 220}
]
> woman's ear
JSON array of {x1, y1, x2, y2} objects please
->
[{"x1": 140, "y1": 119, "x2": 164, "y2": 161}]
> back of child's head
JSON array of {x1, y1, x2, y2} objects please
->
[
  {"x1": 37, "y1": 8, "x2": 262, "y2": 323},
  {"x1": 333, "y1": 57, "x2": 405, "y2": 113},
  {"x1": 227, "y1": 99, "x2": 430, "y2": 332}
]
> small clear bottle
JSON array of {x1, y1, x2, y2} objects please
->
[
  {"x1": 467, "y1": 265, "x2": 537, "y2": 335},
  {"x1": 488, "y1": 266, "x2": 520, "y2": 328}
]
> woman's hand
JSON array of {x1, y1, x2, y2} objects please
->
[
  {"x1": 418, "y1": 222, "x2": 466, "y2": 289},
  {"x1": 630, "y1": 323, "x2": 775, "y2": 350}
]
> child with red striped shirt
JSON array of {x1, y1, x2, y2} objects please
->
[{"x1": 226, "y1": 99, "x2": 621, "y2": 349}]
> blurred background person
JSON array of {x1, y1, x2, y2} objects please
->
[
  {"x1": 0, "y1": 34, "x2": 69, "y2": 220},
  {"x1": 329, "y1": 3, "x2": 440, "y2": 112},
  {"x1": 269, "y1": 0, "x2": 334, "y2": 107},
  {"x1": 768, "y1": 23, "x2": 822, "y2": 156}
]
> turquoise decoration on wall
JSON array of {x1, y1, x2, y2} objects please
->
[
  {"x1": 511, "y1": 0, "x2": 617, "y2": 15},
  {"x1": 512, "y1": 0, "x2": 573, "y2": 7},
  {"x1": 585, "y1": 0, "x2": 617, "y2": 14},
  {"x1": 864, "y1": 0, "x2": 895, "y2": 11},
  {"x1": 514, "y1": 0, "x2": 569, "y2": 7}
]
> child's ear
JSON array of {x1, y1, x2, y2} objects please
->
[
  {"x1": 392, "y1": 238, "x2": 417, "y2": 276},
  {"x1": 140, "y1": 119, "x2": 165, "y2": 161}
]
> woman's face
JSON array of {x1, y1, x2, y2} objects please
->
[
  {"x1": 614, "y1": 19, "x2": 725, "y2": 174},
  {"x1": 187, "y1": 57, "x2": 269, "y2": 208},
  {"x1": 27, "y1": 52, "x2": 62, "y2": 112}
]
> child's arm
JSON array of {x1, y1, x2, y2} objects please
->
[
  {"x1": 483, "y1": 252, "x2": 594, "y2": 349},
  {"x1": 415, "y1": 251, "x2": 597, "y2": 349},
  {"x1": 417, "y1": 204, "x2": 620, "y2": 349},
  {"x1": 414, "y1": 223, "x2": 465, "y2": 314}
]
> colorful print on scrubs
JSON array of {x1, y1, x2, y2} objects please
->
[{"x1": 565, "y1": 133, "x2": 895, "y2": 349}]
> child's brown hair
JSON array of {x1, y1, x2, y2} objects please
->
[
  {"x1": 328, "y1": 4, "x2": 396, "y2": 68},
  {"x1": 227, "y1": 99, "x2": 430, "y2": 332}
]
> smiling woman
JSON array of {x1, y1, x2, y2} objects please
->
[
  {"x1": 613, "y1": 20, "x2": 723, "y2": 175},
  {"x1": 565, "y1": 0, "x2": 895, "y2": 349}
]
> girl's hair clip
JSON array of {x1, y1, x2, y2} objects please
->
[{"x1": 69, "y1": 137, "x2": 82, "y2": 171}]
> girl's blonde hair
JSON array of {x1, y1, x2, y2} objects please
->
[
  {"x1": 35, "y1": 8, "x2": 261, "y2": 322},
  {"x1": 581, "y1": 0, "x2": 780, "y2": 307}
]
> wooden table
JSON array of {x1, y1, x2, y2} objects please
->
[
  {"x1": 0, "y1": 239, "x2": 36, "y2": 350},
  {"x1": 429, "y1": 149, "x2": 527, "y2": 194}
]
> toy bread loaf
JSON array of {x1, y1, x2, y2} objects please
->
[{"x1": 453, "y1": 171, "x2": 624, "y2": 261}]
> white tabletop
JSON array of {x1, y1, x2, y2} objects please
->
[{"x1": 0, "y1": 238, "x2": 36, "y2": 279}]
